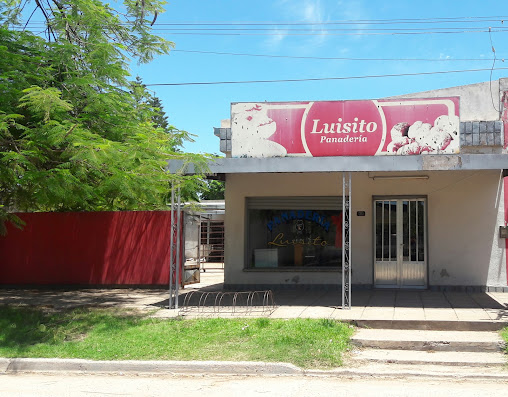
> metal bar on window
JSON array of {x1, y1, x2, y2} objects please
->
[
  {"x1": 416, "y1": 200, "x2": 419, "y2": 263},
  {"x1": 409, "y1": 200, "x2": 412, "y2": 262},
  {"x1": 381, "y1": 201, "x2": 385, "y2": 261},
  {"x1": 388, "y1": 201, "x2": 392, "y2": 261}
]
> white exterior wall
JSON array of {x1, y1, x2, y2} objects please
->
[
  {"x1": 224, "y1": 171, "x2": 507, "y2": 288},
  {"x1": 389, "y1": 79, "x2": 505, "y2": 122}
]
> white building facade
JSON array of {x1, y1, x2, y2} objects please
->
[{"x1": 176, "y1": 78, "x2": 508, "y2": 292}]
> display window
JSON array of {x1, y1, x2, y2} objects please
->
[{"x1": 247, "y1": 204, "x2": 343, "y2": 269}]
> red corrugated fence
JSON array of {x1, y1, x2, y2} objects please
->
[{"x1": 0, "y1": 211, "x2": 181, "y2": 286}]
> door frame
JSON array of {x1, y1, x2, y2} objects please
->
[{"x1": 372, "y1": 195, "x2": 429, "y2": 289}]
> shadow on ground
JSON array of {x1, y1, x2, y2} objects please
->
[{"x1": 0, "y1": 268, "x2": 507, "y2": 322}]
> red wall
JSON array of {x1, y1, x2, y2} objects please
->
[{"x1": 0, "y1": 211, "x2": 182, "y2": 286}]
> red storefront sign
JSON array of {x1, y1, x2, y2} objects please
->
[{"x1": 231, "y1": 98, "x2": 460, "y2": 157}]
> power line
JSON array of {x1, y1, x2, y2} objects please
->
[
  {"x1": 8, "y1": 26, "x2": 506, "y2": 62},
  {"x1": 146, "y1": 26, "x2": 508, "y2": 32},
  {"x1": 17, "y1": 27, "x2": 508, "y2": 36},
  {"x1": 148, "y1": 29, "x2": 508, "y2": 36},
  {"x1": 5, "y1": 30, "x2": 505, "y2": 62},
  {"x1": 171, "y1": 49, "x2": 505, "y2": 62},
  {"x1": 144, "y1": 67, "x2": 508, "y2": 86},
  {"x1": 19, "y1": 22, "x2": 508, "y2": 31},
  {"x1": 20, "y1": 15, "x2": 508, "y2": 26},
  {"x1": 150, "y1": 18, "x2": 508, "y2": 26},
  {"x1": 18, "y1": 26, "x2": 508, "y2": 36},
  {"x1": 17, "y1": 23, "x2": 508, "y2": 34},
  {"x1": 19, "y1": 22, "x2": 508, "y2": 33}
]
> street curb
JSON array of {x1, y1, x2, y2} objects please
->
[
  {"x1": 0, "y1": 358, "x2": 10, "y2": 373},
  {"x1": 0, "y1": 358, "x2": 300, "y2": 376},
  {"x1": 1, "y1": 358, "x2": 508, "y2": 380}
]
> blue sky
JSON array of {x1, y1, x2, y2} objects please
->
[{"x1": 22, "y1": 1, "x2": 508, "y2": 155}]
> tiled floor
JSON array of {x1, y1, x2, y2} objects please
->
[{"x1": 269, "y1": 289, "x2": 508, "y2": 321}]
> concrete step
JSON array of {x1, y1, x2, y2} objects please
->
[
  {"x1": 332, "y1": 362, "x2": 508, "y2": 380},
  {"x1": 352, "y1": 329, "x2": 505, "y2": 352},
  {"x1": 349, "y1": 349, "x2": 507, "y2": 367},
  {"x1": 352, "y1": 319, "x2": 507, "y2": 331}
]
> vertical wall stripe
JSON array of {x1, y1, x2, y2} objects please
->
[
  {"x1": 502, "y1": 91, "x2": 508, "y2": 150},
  {"x1": 500, "y1": 90, "x2": 508, "y2": 284},
  {"x1": 505, "y1": 177, "x2": 508, "y2": 285}
]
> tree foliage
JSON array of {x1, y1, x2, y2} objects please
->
[
  {"x1": 0, "y1": 1, "x2": 208, "y2": 234},
  {"x1": 131, "y1": 76, "x2": 188, "y2": 151},
  {"x1": 200, "y1": 180, "x2": 225, "y2": 200}
]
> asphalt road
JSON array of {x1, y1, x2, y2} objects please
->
[{"x1": 1, "y1": 373, "x2": 507, "y2": 397}]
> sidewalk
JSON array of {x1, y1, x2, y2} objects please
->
[
  {"x1": 0, "y1": 268, "x2": 507, "y2": 327},
  {"x1": 1, "y1": 268, "x2": 507, "y2": 379}
]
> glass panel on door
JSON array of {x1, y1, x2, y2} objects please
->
[
  {"x1": 375, "y1": 198, "x2": 427, "y2": 288},
  {"x1": 374, "y1": 200, "x2": 398, "y2": 286}
]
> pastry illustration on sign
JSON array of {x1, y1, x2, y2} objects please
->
[{"x1": 387, "y1": 115, "x2": 459, "y2": 155}]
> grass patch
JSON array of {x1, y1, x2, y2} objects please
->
[
  {"x1": 502, "y1": 327, "x2": 508, "y2": 353},
  {"x1": 0, "y1": 306, "x2": 354, "y2": 369}
]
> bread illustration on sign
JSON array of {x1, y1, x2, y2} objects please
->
[{"x1": 386, "y1": 115, "x2": 459, "y2": 155}]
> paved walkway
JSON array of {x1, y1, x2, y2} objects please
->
[
  {"x1": 272, "y1": 288, "x2": 508, "y2": 322},
  {"x1": 0, "y1": 268, "x2": 507, "y2": 325}
]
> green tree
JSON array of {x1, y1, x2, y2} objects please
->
[
  {"x1": 131, "y1": 76, "x2": 190, "y2": 151},
  {"x1": 0, "y1": 1, "x2": 207, "y2": 234},
  {"x1": 200, "y1": 180, "x2": 225, "y2": 200}
]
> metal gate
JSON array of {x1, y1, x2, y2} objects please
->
[
  {"x1": 374, "y1": 198, "x2": 427, "y2": 288},
  {"x1": 198, "y1": 217, "x2": 225, "y2": 269}
]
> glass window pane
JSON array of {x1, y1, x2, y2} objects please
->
[
  {"x1": 375, "y1": 201, "x2": 383, "y2": 261},
  {"x1": 390, "y1": 201, "x2": 397, "y2": 260},
  {"x1": 248, "y1": 208, "x2": 342, "y2": 268},
  {"x1": 383, "y1": 201, "x2": 390, "y2": 260},
  {"x1": 410, "y1": 201, "x2": 417, "y2": 261},
  {"x1": 418, "y1": 200, "x2": 425, "y2": 261},
  {"x1": 402, "y1": 201, "x2": 409, "y2": 261}
]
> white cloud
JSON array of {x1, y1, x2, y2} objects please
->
[
  {"x1": 265, "y1": 29, "x2": 289, "y2": 50},
  {"x1": 301, "y1": 1, "x2": 324, "y2": 22},
  {"x1": 264, "y1": 0, "x2": 328, "y2": 50},
  {"x1": 334, "y1": 0, "x2": 369, "y2": 40},
  {"x1": 265, "y1": 0, "x2": 373, "y2": 53}
]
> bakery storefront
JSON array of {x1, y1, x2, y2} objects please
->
[{"x1": 191, "y1": 79, "x2": 508, "y2": 298}]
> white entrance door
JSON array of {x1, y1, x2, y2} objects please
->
[{"x1": 374, "y1": 198, "x2": 427, "y2": 288}]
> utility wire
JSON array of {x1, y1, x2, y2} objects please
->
[
  {"x1": 139, "y1": 29, "x2": 508, "y2": 36},
  {"x1": 144, "y1": 66, "x2": 508, "y2": 87},
  {"x1": 9, "y1": 27, "x2": 507, "y2": 62},
  {"x1": 152, "y1": 25, "x2": 508, "y2": 31},
  {"x1": 150, "y1": 18, "x2": 508, "y2": 26},
  {"x1": 19, "y1": 15, "x2": 508, "y2": 26},
  {"x1": 18, "y1": 24, "x2": 508, "y2": 34},
  {"x1": 171, "y1": 49, "x2": 505, "y2": 62},
  {"x1": 20, "y1": 24, "x2": 508, "y2": 32},
  {"x1": 489, "y1": 28, "x2": 499, "y2": 112}
]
